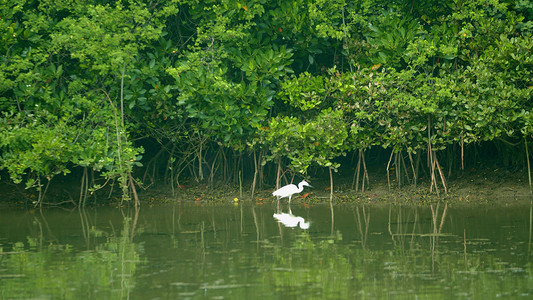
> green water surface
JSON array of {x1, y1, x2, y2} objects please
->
[{"x1": 1, "y1": 201, "x2": 532, "y2": 299}]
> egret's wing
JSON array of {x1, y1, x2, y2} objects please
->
[{"x1": 272, "y1": 184, "x2": 296, "y2": 197}]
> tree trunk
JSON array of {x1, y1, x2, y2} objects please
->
[{"x1": 329, "y1": 167, "x2": 334, "y2": 202}]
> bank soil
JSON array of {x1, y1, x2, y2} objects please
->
[
  {"x1": 138, "y1": 167, "x2": 532, "y2": 207},
  {"x1": 1, "y1": 167, "x2": 531, "y2": 207}
]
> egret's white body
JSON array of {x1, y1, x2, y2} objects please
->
[
  {"x1": 273, "y1": 212, "x2": 310, "y2": 229},
  {"x1": 272, "y1": 180, "x2": 312, "y2": 203}
]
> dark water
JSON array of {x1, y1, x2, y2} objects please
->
[{"x1": 1, "y1": 201, "x2": 532, "y2": 299}]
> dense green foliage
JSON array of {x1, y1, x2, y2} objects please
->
[{"x1": 1, "y1": 0, "x2": 532, "y2": 203}]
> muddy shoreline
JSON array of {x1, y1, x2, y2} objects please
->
[
  {"x1": 136, "y1": 167, "x2": 533, "y2": 208},
  {"x1": 1, "y1": 167, "x2": 531, "y2": 208}
]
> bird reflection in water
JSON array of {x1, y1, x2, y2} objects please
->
[{"x1": 273, "y1": 208, "x2": 310, "y2": 229}]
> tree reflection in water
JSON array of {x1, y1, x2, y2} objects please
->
[{"x1": 0, "y1": 207, "x2": 141, "y2": 299}]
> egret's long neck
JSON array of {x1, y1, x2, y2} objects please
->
[{"x1": 297, "y1": 182, "x2": 304, "y2": 192}]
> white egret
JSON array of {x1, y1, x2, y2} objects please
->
[
  {"x1": 273, "y1": 211, "x2": 310, "y2": 229},
  {"x1": 272, "y1": 180, "x2": 312, "y2": 204}
]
